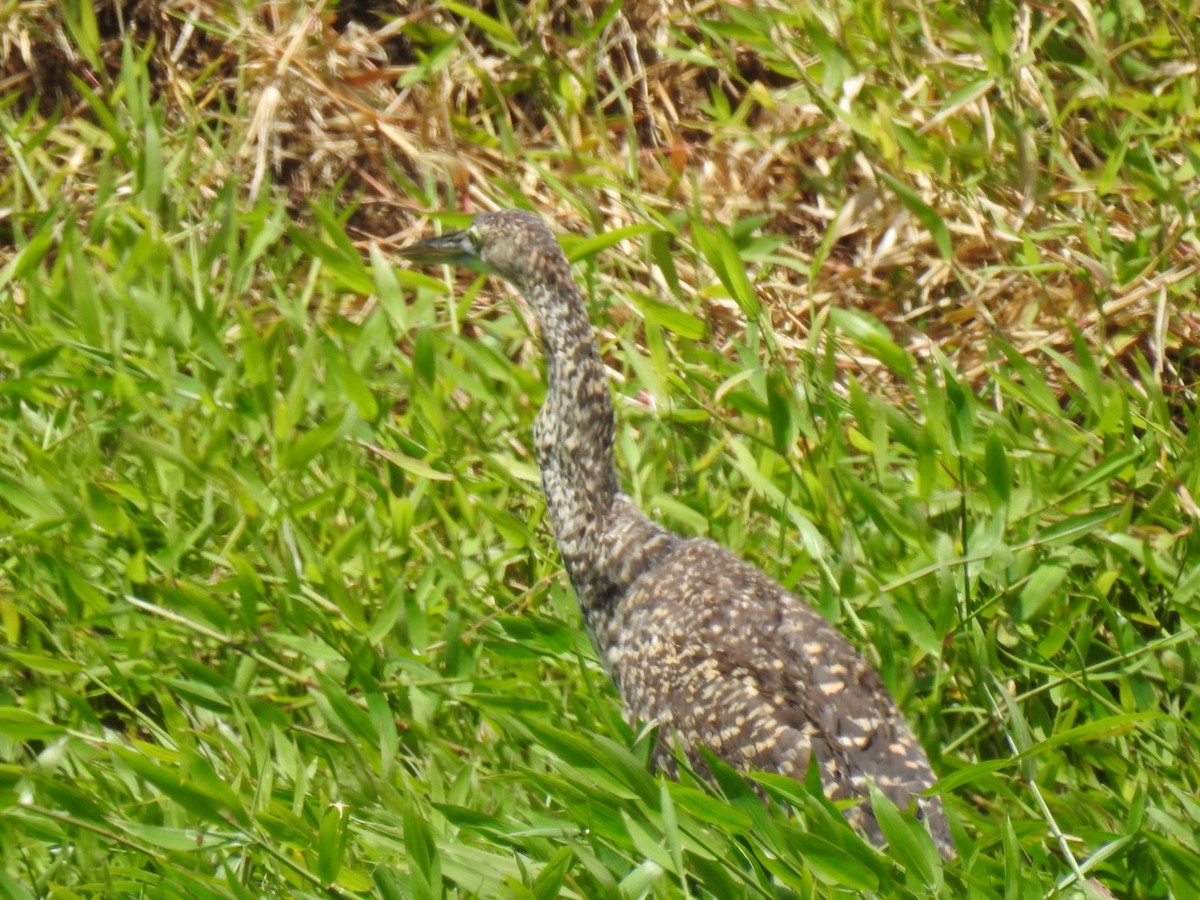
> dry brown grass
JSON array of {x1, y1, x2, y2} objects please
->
[{"x1": 3, "y1": 0, "x2": 1197, "y2": 399}]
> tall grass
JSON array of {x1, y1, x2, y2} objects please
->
[{"x1": 1, "y1": 1, "x2": 1197, "y2": 896}]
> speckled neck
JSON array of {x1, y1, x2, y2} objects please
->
[{"x1": 520, "y1": 250, "x2": 674, "y2": 639}]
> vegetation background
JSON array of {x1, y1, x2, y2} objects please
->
[{"x1": 1, "y1": 0, "x2": 1198, "y2": 896}]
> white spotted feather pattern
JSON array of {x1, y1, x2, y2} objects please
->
[{"x1": 401, "y1": 209, "x2": 953, "y2": 856}]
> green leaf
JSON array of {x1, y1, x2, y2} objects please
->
[
  {"x1": 362, "y1": 442, "x2": 452, "y2": 482},
  {"x1": 318, "y1": 803, "x2": 351, "y2": 886},
  {"x1": 110, "y1": 745, "x2": 249, "y2": 828},
  {"x1": 531, "y1": 846, "x2": 573, "y2": 900},
  {"x1": 985, "y1": 432, "x2": 1011, "y2": 502},
  {"x1": 622, "y1": 811, "x2": 676, "y2": 873},
  {"x1": 659, "y1": 780, "x2": 685, "y2": 883},
  {"x1": 1097, "y1": 116, "x2": 1137, "y2": 195},
  {"x1": 141, "y1": 115, "x2": 163, "y2": 211},
  {"x1": 692, "y1": 220, "x2": 761, "y2": 318},
  {"x1": 1069, "y1": 449, "x2": 1140, "y2": 494},
  {"x1": 290, "y1": 221, "x2": 373, "y2": 295},
  {"x1": 280, "y1": 406, "x2": 359, "y2": 470},
  {"x1": 868, "y1": 783, "x2": 941, "y2": 890},
  {"x1": 328, "y1": 345, "x2": 380, "y2": 420},
  {"x1": 1040, "y1": 508, "x2": 1119, "y2": 544},
  {"x1": 312, "y1": 671, "x2": 379, "y2": 746},
  {"x1": 667, "y1": 783, "x2": 754, "y2": 834},
  {"x1": 878, "y1": 171, "x2": 953, "y2": 260},
  {"x1": 519, "y1": 720, "x2": 654, "y2": 802},
  {"x1": 618, "y1": 859, "x2": 665, "y2": 895},
  {"x1": 774, "y1": 829, "x2": 880, "y2": 891},
  {"x1": 404, "y1": 801, "x2": 442, "y2": 900},
  {"x1": 1017, "y1": 563, "x2": 1069, "y2": 622},
  {"x1": 0, "y1": 707, "x2": 67, "y2": 741},
  {"x1": 637, "y1": 298, "x2": 708, "y2": 340},
  {"x1": 117, "y1": 821, "x2": 224, "y2": 851},
  {"x1": 441, "y1": 1, "x2": 518, "y2": 46},
  {"x1": 371, "y1": 243, "x2": 411, "y2": 332},
  {"x1": 566, "y1": 223, "x2": 658, "y2": 262},
  {"x1": 934, "y1": 757, "x2": 1013, "y2": 793},
  {"x1": 60, "y1": 0, "x2": 102, "y2": 69},
  {"x1": 68, "y1": 230, "x2": 103, "y2": 347},
  {"x1": 829, "y1": 307, "x2": 913, "y2": 376},
  {"x1": 1002, "y1": 815, "x2": 1022, "y2": 900},
  {"x1": 68, "y1": 75, "x2": 132, "y2": 165},
  {"x1": 413, "y1": 324, "x2": 437, "y2": 385},
  {"x1": 766, "y1": 369, "x2": 795, "y2": 453}
]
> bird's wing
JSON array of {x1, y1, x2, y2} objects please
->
[{"x1": 613, "y1": 536, "x2": 950, "y2": 849}]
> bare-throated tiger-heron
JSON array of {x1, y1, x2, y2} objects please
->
[{"x1": 399, "y1": 209, "x2": 953, "y2": 857}]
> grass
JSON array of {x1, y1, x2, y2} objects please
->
[{"x1": 1, "y1": 0, "x2": 1199, "y2": 896}]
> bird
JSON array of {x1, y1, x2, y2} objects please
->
[{"x1": 399, "y1": 209, "x2": 954, "y2": 857}]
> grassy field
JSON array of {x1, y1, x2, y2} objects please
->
[{"x1": 2, "y1": 0, "x2": 1199, "y2": 897}]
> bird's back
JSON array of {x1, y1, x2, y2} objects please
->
[{"x1": 607, "y1": 535, "x2": 952, "y2": 854}]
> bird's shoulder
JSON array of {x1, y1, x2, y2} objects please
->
[{"x1": 616, "y1": 536, "x2": 875, "y2": 679}]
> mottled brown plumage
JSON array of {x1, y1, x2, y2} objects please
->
[{"x1": 400, "y1": 209, "x2": 953, "y2": 856}]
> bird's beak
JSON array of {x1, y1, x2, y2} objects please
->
[{"x1": 397, "y1": 229, "x2": 480, "y2": 269}]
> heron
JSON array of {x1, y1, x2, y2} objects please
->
[{"x1": 399, "y1": 209, "x2": 953, "y2": 856}]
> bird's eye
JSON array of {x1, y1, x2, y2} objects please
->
[{"x1": 465, "y1": 226, "x2": 483, "y2": 253}]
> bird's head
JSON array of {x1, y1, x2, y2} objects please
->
[{"x1": 398, "y1": 209, "x2": 562, "y2": 289}]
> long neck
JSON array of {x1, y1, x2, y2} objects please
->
[
  {"x1": 522, "y1": 260, "x2": 676, "y2": 637},
  {"x1": 526, "y1": 266, "x2": 619, "y2": 570}
]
